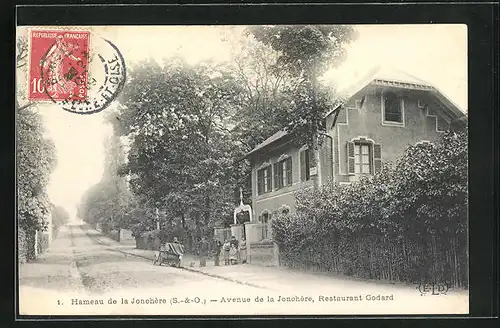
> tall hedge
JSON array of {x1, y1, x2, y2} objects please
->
[{"x1": 272, "y1": 130, "x2": 468, "y2": 287}]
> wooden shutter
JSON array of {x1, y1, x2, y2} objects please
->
[
  {"x1": 300, "y1": 150, "x2": 306, "y2": 182},
  {"x1": 266, "y1": 166, "x2": 273, "y2": 192},
  {"x1": 347, "y1": 141, "x2": 355, "y2": 174},
  {"x1": 373, "y1": 143, "x2": 382, "y2": 174},
  {"x1": 286, "y1": 157, "x2": 292, "y2": 186},
  {"x1": 273, "y1": 162, "x2": 280, "y2": 190},
  {"x1": 257, "y1": 169, "x2": 263, "y2": 195}
]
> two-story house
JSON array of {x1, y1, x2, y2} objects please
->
[{"x1": 244, "y1": 67, "x2": 467, "y2": 226}]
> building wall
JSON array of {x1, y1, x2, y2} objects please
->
[
  {"x1": 331, "y1": 85, "x2": 449, "y2": 183},
  {"x1": 250, "y1": 84, "x2": 454, "y2": 216},
  {"x1": 250, "y1": 141, "x2": 314, "y2": 222}
]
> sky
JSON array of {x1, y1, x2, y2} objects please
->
[{"x1": 19, "y1": 24, "x2": 467, "y2": 218}]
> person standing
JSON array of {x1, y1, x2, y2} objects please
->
[
  {"x1": 198, "y1": 237, "x2": 209, "y2": 267},
  {"x1": 239, "y1": 236, "x2": 247, "y2": 264},
  {"x1": 213, "y1": 239, "x2": 222, "y2": 266},
  {"x1": 222, "y1": 239, "x2": 231, "y2": 265},
  {"x1": 229, "y1": 244, "x2": 238, "y2": 265},
  {"x1": 230, "y1": 236, "x2": 239, "y2": 263}
]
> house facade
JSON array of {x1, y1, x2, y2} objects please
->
[{"x1": 245, "y1": 67, "x2": 467, "y2": 228}]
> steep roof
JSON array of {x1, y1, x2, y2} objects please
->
[{"x1": 246, "y1": 66, "x2": 467, "y2": 157}]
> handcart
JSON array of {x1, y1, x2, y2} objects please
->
[{"x1": 153, "y1": 242, "x2": 184, "y2": 268}]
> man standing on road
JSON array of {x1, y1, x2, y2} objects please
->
[
  {"x1": 213, "y1": 239, "x2": 222, "y2": 266},
  {"x1": 198, "y1": 237, "x2": 209, "y2": 267}
]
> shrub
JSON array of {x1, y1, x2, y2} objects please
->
[{"x1": 273, "y1": 130, "x2": 468, "y2": 287}]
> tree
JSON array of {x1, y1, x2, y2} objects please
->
[
  {"x1": 115, "y1": 58, "x2": 246, "y2": 242},
  {"x1": 227, "y1": 33, "x2": 293, "y2": 152},
  {"x1": 17, "y1": 101, "x2": 57, "y2": 234},
  {"x1": 51, "y1": 204, "x2": 70, "y2": 236},
  {"x1": 77, "y1": 110, "x2": 137, "y2": 232},
  {"x1": 16, "y1": 36, "x2": 58, "y2": 261},
  {"x1": 247, "y1": 25, "x2": 357, "y2": 187}
]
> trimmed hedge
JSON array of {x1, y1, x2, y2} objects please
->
[{"x1": 273, "y1": 130, "x2": 468, "y2": 287}]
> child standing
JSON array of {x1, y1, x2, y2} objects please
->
[
  {"x1": 229, "y1": 244, "x2": 238, "y2": 265},
  {"x1": 222, "y1": 240, "x2": 231, "y2": 265}
]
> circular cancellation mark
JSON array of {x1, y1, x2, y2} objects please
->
[{"x1": 40, "y1": 34, "x2": 126, "y2": 115}]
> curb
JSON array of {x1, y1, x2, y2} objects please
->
[
  {"x1": 121, "y1": 249, "x2": 271, "y2": 291},
  {"x1": 82, "y1": 226, "x2": 271, "y2": 291}
]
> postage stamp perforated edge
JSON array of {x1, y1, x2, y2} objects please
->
[{"x1": 26, "y1": 26, "x2": 93, "y2": 104}]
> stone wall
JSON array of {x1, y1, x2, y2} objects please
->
[{"x1": 248, "y1": 243, "x2": 279, "y2": 267}]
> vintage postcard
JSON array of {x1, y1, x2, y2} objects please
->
[{"x1": 16, "y1": 24, "x2": 469, "y2": 317}]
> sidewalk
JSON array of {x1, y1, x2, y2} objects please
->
[
  {"x1": 79, "y1": 226, "x2": 470, "y2": 314},
  {"x1": 86, "y1": 226, "x2": 468, "y2": 295}
]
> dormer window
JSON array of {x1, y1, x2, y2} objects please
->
[{"x1": 382, "y1": 92, "x2": 404, "y2": 125}]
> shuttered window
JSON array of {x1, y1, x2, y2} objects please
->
[
  {"x1": 347, "y1": 141, "x2": 382, "y2": 175},
  {"x1": 257, "y1": 165, "x2": 273, "y2": 195},
  {"x1": 300, "y1": 148, "x2": 311, "y2": 182},
  {"x1": 275, "y1": 157, "x2": 293, "y2": 189}
]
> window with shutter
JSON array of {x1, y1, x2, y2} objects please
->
[
  {"x1": 257, "y1": 169, "x2": 264, "y2": 195},
  {"x1": 273, "y1": 162, "x2": 280, "y2": 190},
  {"x1": 348, "y1": 139, "x2": 381, "y2": 175},
  {"x1": 347, "y1": 141, "x2": 355, "y2": 174},
  {"x1": 265, "y1": 166, "x2": 272, "y2": 192},
  {"x1": 257, "y1": 166, "x2": 273, "y2": 195},
  {"x1": 275, "y1": 157, "x2": 293, "y2": 189}
]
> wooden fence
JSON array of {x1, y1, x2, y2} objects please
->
[{"x1": 279, "y1": 232, "x2": 468, "y2": 288}]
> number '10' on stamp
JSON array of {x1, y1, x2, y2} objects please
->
[{"x1": 28, "y1": 29, "x2": 90, "y2": 102}]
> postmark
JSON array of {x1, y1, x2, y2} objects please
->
[{"x1": 29, "y1": 28, "x2": 126, "y2": 114}]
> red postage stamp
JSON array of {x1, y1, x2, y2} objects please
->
[{"x1": 29, "y1": 29, "x2": 90, "y2": 102}]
